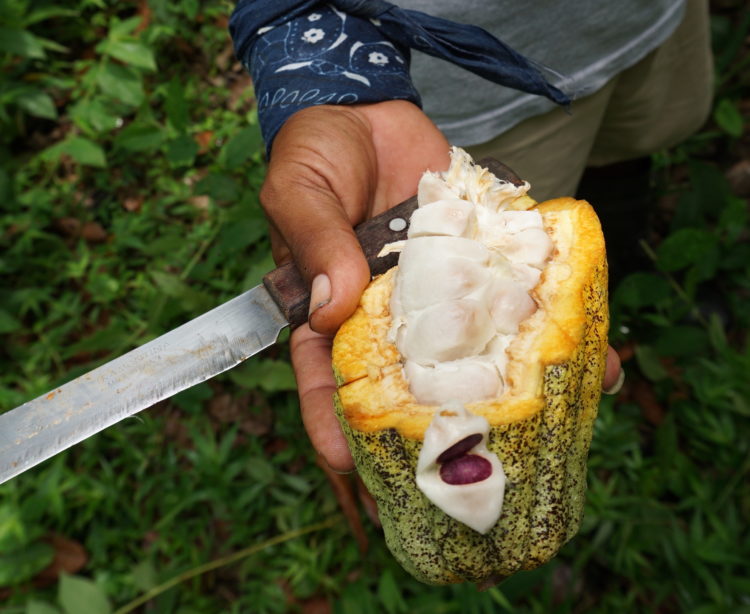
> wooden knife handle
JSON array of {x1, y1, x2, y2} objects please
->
[{"x1": 262, "y1": 158, "x2": 522, "y2": 330}]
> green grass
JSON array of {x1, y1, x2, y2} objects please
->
[{"x1": 1, "y1": 1, "x2": 749, "y2": 613}]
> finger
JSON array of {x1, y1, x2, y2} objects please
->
[
  {"x1": 602, "y1": 345, "x2": 624, "y2": 394},
  {"x1": 262, "y1": 108, "x2": 377, "y2": 335},
  {"x1": 265, "y1": 185, "x2": 368, "y2": 334},
  {"x1": 291, "y1": 324, "x2": 354, "y2": 472},
  {"x1": 269, "y1": 180, "x2": 370, "y2": 335}
]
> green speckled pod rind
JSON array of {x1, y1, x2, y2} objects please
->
[{"x1": 333, "y1": 255, "x2": 608, "y2": 586}]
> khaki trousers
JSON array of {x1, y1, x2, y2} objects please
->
[{"x1": 467, "y1": 0, "x2": 714, "y2": 202}]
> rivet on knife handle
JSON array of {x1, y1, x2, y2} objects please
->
[
  {"x1": 262, "y1": 195, "x2": 418, "y2": 329},
  {"x1": 262, "y1": 158, "x2": 522, "y2": 329}
]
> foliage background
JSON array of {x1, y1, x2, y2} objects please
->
[{"x1": 0, "y1": 0, "x2": 748, "y2": 612}]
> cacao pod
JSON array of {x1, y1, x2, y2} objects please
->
[{"x1": 332, "y1": 149, "x2": 608, "y2": 585}]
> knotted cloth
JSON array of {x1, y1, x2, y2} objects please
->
[{"x1": 230, "y1": 0, "x2": 570, "y2": 151}]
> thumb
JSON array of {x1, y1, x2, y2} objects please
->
[{"x1": 294, "y1": 202, "x2": 371, "y2": 336}]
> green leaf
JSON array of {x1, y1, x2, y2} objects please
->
[
  {"x1": 635, "y1": 344, "x2": 669, "y2": 382},
  {"x1": 24, "y1": 7, "x2": 78, "y2": 25},
  {"x1": 0, "y1": 309, "x2": 22, "y2": 335},
  {"x1": 98, "y1": 40, "x2": 156, "y2": 71},
  {"x1": 59, "y1": 575, "x2": 112, "y2": 614},
  {"x1": 219, "y1": 125, "x2": 262, "y2": 170},
  {"x1": 215, "y1": 216, "x2": 267, "y2": 253},
  {"x1": 96, "y1": 61, "x2": 144, "y2": 107},
  {"x1": 172, "y1": 383, "x2": 213, "y2": 413},
  {"x1": 16, "y1": 89, "x2": 57, "y2": 119},
  {"x1": 653, "y1": 325, "x2": 709, "y2": 358},
  {"x1": 0, "y1": 541, "x2": 55, "y2": 586},
  {"x1": 713, "y1": 98, "x2": 744, "y2": 138},
  {"x1": 108, "y1": 16, "x2": 143, "y2": 38},
  {"x1": 42, "y1": 137, "x2": 107, "y2": 167},
  {"x1": 63, "y1": 323, "x2": 130, "y2": 359},
  {"x1": 229, "y1": 359, "x2": 296, "y2": 392},
  {"x1": 165, "y1": 134, "x2": 198, "y2": 167},
  {"x1": 69, "y1": 98, "x2": 120, "y2": 134},
  {"x1": 150, "y1": 271, "x2": 191, "y2": 298},
  {"x1": 24, "y1": 601, "x2": 60, "y2": 614},
  {"x1": 130, "y1": 559, "x2": 158, "y2": 592},
  {"x1": 613, "y1": 272, "x2": 671, "y2": 310},
  {"x1": 0, "y1": 309, "x2": 21, "y2": 333},
  {"x1": 242, "y1": 251, "x2": 275, "y2": 288},
  {"x1": 65, "y1": 137, "x2": 107, "y2": 167},
  {"x1": 195, "y1": 173, "x2": 240, "y2": 202},
  {"x1": 670, "y1": 162, "x2": 732, "y2": 229},
  {"x1": 86, "y1": 271, "x2": 121, "y2": 302},
  {"x1": 0, "y1": 167, "x2": 10, "y2": 203},
  {"x1": 0, "y1": 505, "x2": 26, "y2": 551},
  {"x1": 0, "y1": 26, "x2": 45, "y2": 58},
  {"x1": 718, "y1": 194, "x2": 748, "y2": 242},
  {"x1": 656, "y1": 228, "x2": 719, "y2": 272},
  {"x1": 245, "y1": 457, "x2": 275, "y2": 484},
  {"x1": 377, "y1": 569, "x2": 407, "y2": 614},
  {"x1": 36, "y1": 35, "x2": 69, "y2": 55},
  {"x1": 150, "y1": 271, "x2": 211, "y2": 312},
  {"x1": 115, "y1": 122, "x2": 165, "y2": 153},
  {"x1": 165, "y1": 77, "x2": 189, "y2": 131},
  {"x1": 26, "y1": 601, "x2": 62, "y2": 614},
  {"x1": 180, "y1": 0, "x2": 199, "y2": 19}
]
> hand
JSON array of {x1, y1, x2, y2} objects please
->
[
  {"x1": 262, "y1": 101, "x2": 452, "y2": 471},
  {"x1": 261, "y1": 101, "x2": 623, "y2": 473}
]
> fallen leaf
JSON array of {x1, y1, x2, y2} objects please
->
[
  {"x1": 631, "y1": 377, "x2": 666, "y2": 426},
  {"x1": 122, "y1": 196, "x2": 143, "y2": 212},
  {"x1": 55, "y1": 217, "x2": 81, "y2": 237},
  {"x1": 35, "y1": 534, "x2": 88, "y2": 585},
  {"x1": 208, "y1": 392, "x2": 273, "y2": 436},
  {"x1": 264, "y1": 437, "x2": 289, "y2": 456},
  {"x1": 81, "y1": 221, "x2": 107, "y2": 243},
  {"x1": 0, "y1": 533, "x2": 91, "y2": 598},
  {"x1": 616, "y1": 341, "x2": 636, "y2": 363},
  {"x1": 551, "y1": 562, "x2": 583, "y2": 604},
  {"x1": 208, "y1": 392, "x2": 234, "y2": 421},
  {"x1": 240, "y1": 406, "x2": 273, "y2": 436},
  {"x1": 300, "y1": 596, "x2": 332, "y2": 614},
  {"x1": 142, "y1": 530, "x2": 159, "y2": 550},
  {"x1": 726, "y1": 159, "x2": 750, "y2": 196},
  {"x1": 135, "y1": 0, "x2": 152, "y2": 33},
  {"x1": 189, "y1": 194, "x2": 211, "y2": 210},
  {"x1": 165, "y1": 409, "x2": 191, "y2": 448},
  {"x1": 216, "y1": 42, "x2": 235, "y2": 71},
  {"x1": 194, "y1": 130, "x2": 214, "y2": 154}
]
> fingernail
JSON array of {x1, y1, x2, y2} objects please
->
[
  {"x1": 603, "y1": 368, "x2": 626, "y2": 395},
  {"x1": 309, "y1": 274, "x2": 331, "y2": 318}
]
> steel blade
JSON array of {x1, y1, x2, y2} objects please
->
[{"x1": 0, "y1": 285, "x2": 287, "y2": 484}]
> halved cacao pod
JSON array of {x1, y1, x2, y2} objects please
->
[{"x1": 332, "y1": 150, "x2": 608, "y2": 585}]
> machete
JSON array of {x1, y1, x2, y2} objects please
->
[{"x1": 0, "y1": 159, "x2": 522, "y2": 484}]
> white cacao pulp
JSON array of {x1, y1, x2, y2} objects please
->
[
  {"x1": 388, "y1": 148, "x2": 552, "y2": 406},
  {"x1": 389, "y1": 148, "x2": 554, "y2": 532},
  {"x1": 415, "y1": 403, "x2": 506, "y2": 534}
]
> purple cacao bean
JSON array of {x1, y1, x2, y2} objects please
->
[
  {"x1": 439, "y1": 454, "x2": 492, "y2": 485},
  {"x1": 436, "y1": 433, "x2": 483, "y2": 464}
]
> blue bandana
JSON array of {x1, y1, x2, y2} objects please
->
[{"x1": 230, "y1": 1, "x2": 570, "y2": 153}]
